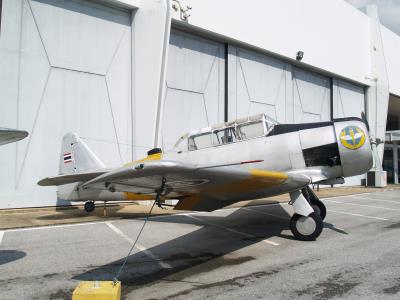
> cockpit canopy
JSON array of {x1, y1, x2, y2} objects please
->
[{"x1": 174, "y1": 114, "x2": 277, "y2": 152}]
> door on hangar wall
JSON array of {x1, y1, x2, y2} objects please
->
[
  {"x1": 228, "y1": 47, "x2": 331, "y2": 124},
  {"x1": 291, "y1": 68, "x2": 330, "y2": 123},
  {"x1": 0, "y1": 0, "x2": 132, "y2": 208},
  {"x1": 332, "y1": 79, "x2": 365, "y2": 119},
  {"x1": 162, "y1": 30, "x2": 225, "y2": 150}
]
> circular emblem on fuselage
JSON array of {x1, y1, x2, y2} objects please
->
[{"x1": 339, "y1": 125, "x2": 366, "y2": 150}]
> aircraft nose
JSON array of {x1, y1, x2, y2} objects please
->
[{"x1": 335, "y1": 119, "x2": 373, "y2": 177}]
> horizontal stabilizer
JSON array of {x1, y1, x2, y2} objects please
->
[{"x1": 38, "y1": 170, "x2": 107, "y2": 186}]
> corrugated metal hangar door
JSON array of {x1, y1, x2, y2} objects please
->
[
  {"x1": 0, "y1": 0, "x2": 132, "y2": 208},
  {"x1": 162, "y1": 30, "x2": 225, "y2": 150},
  {"x1": 228, "y1": 46, "x2": 331, "y2": 124},
  {"x1": 333, "y1": 79, "x2": 365, "y2": 118}
]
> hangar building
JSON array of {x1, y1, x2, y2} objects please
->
[{"x1": 0, "y1": 0, "x2": 399, "y2": 208}]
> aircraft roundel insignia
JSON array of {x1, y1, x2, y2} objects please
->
[{"x1": 339, "y1": 125, "x2": 366, "y2": 150}]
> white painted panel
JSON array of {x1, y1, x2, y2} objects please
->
[
  {"x1": 333, "y1": 79, "x2": 365, "y2": 119},
  {"x1": 30, "y1": 0, "x2": 130, "y2": 74},
  {"x1": 162, "y1": 89, "x2": 209, "y2": 149},
  {"x1": 0, "y1": 0, "x2": 23, "y2": 51},
  {"x1": 105, "y1": 27, "x2": 132, "y2": 159},
  {"x1": 162, "y1": 31, "x2": 224, "y2": 150},
  {"x1": 292, "y1": 68, "x2": 330, "y2": 123},
  {"x1": 0, "y1": 0, "x2": 132, "y2": 208},
  {"x1": 229, "y1": 47, "x2": 287, "y2": 123},
  {"x1": 15, "y1": 69, "x2": 121, "y2": 191}
]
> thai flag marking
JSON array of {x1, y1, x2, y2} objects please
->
[{"x1": 63, "y1": 152, "x2": 73, "y2": 164}]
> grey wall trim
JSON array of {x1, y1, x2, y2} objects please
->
[
  {"x1": 330, "y1": 78, "x2": 334, "y2": 121},
  {"x1": 224, "y1": 43, "x2": 228, "y2": 122}
]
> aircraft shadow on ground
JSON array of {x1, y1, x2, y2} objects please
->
[
  {"x1": 0, "y1": 250, "x2": 26, "y2": 265},
  {"x1": 73, "y1": 204, "x2": 346, "y2": 293},
  {"x1": 37, "y1": 204, "x2": 142, "y2": 221}
]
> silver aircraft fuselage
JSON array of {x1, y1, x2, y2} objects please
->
[{"x1": 49, "y1": 115, "x2": 372, "y2": 207}]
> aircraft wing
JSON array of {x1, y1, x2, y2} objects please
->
[
  {"x1": 77, "y1": 160, "x2": 310, "y2": 211},
  {"x1": 0, "y1": 128, "x2": 28, "y2": 146}
]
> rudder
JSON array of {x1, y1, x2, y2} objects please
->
[{"x1": 59, "y1": 133, "x2": 105, "y2": 175}]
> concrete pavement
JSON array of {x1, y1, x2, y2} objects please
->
[{"x1": 1, "y1": 188, "x2": 400, "y2": 299}]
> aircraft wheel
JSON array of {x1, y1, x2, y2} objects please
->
[
  {"x1": 84, "y1": 201, "x2": 95, "y2": 213},
  {"x1": 290, "y1": 212, "x2": 323, "y2": 241},
  {"x1": 311, "y1": 201, "x2": 326, "y2": 221}
]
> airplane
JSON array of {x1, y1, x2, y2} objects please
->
[
  {"x1": 0, "y1": 128, "x2": 28, "y2": 146},
  {"x1": 38, "y1": 113, "x2": 373, "y2": 241}
]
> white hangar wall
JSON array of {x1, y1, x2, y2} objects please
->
[
  {"x1": 1, "y1": 0, "x2": 399, "y2": 208},
  {"x1": 170, "y1": 0, "x2": 400, "y2": 97},
  {"x1": 0, "y1": 0, "x2": 133, "y2": 208},
  {"x1": 161, "y1": 30, "x2": 225, "y2": 150}
]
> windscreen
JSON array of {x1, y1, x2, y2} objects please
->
[
  {"x1": 188, "y1": 133, "x2": 213, "y2": 150},
  {"x1": 237, "y1": 121, "x2": 265, "y2": 140}
]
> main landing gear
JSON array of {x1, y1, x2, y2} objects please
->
[
  {"x1": 84, "y1": 200, "x2": 95, "y2": 213},
  {"x1": 288, "y1": 188, "x2": 326, "y2": 241},
  {"x1": 302, "y1": 186, "x2": 326, "y2": 220}
]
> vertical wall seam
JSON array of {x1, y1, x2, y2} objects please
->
[
  {"x1": 105, "y1": 27, "x2": 128, "y2": 76},
  {"x1": 15, "y1": 68, "x2": 52, "y2": 188},
  {"x1": 130, "y1": 10, "x2": 136, "y2": 161},
  {"x1": 104, "y1": 77, "x2": 123, "y2": 164},
  {"x1": 224, "y1": 43, "x2": 228, "y2": 122},
  {"x1": 330, "y1": 77, "x2": 334, "y2": 120},
  {"x1": 26, "y1": 0, "x2": 51, "y2": 66},
  {"x1": 14, "y1": 0, "x2": 25, "y2": 186}
]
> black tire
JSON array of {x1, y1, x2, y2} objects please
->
[
  {"x1": 290, "y1": 212, "x2": 323, "y2": 241},
  {"x1": 84, "y1": 201, "x2": 95, "y2": 213},
  {"x1": 311, "y1": 201, "x2": 326, "y2": 221}
]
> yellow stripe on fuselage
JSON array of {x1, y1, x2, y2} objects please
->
[
  {"x1": 122, "y1": 152, "x2": 163, "y2": 201},
  {"x1": 123, "y1": 152, "x2": 162, "y2": 167}
]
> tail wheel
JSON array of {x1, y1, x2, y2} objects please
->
[
  {"x1": 84, "y1": 201, "x2": 95, "y2": 213},
  {"x1": 290, "y1": 212, "x2": 323, "y2": 241}
]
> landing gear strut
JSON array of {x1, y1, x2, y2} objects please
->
[
  {"x1": 84, "y1": 201, "x2": 95, "y2": 213},
  {"x1": 302, "y1": 186, "x2": 326, "y2": 220},
  {"x1": 289, "y1": 190, "x2": 323, "y2": 241}
]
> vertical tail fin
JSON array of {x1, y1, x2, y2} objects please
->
[{"x1": 59, "y1": 133, "x2": 105, "y2": 174}]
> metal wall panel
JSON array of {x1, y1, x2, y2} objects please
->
[
  {"x1": 162, "y1": 30, "x2": 225, "y2": 150},
  {"x1": 228, "y1": 47, "x2": 330, "y2": 124},
  {"x1": 0, "y1": 0, "x2": 132, "y2": 208},
  {"x1": 228, "y1": 47, "x2": 288, "y2": 123},
  {"x1": 292, "y1": 68, "x2": 330, "y2": 123},
  {"x1": 333, "y1": 79, "x2": 365, "y2": 118}
]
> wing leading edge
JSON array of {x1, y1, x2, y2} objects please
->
[
  {"x1": 38, "y1": 160, "x2": 310, "y2": 212},
  {"x1": 76, "y1": 160, "x2": 310, "y2": 211}
]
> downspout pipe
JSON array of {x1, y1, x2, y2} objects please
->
[{"x1": 154, "y1": 0, "x2": 172, "y2": 148}]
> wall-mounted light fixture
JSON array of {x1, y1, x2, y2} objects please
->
[
  {"x1": 172, "y1": 0, "x2": 192, "y2": 22},
  {"x1": 296, "y1": 51, "x2": 304, "y2": 61}
]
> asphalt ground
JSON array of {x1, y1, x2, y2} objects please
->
[{"x1": 1, "y1": 189, "x2": 400, "y2": 299}]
